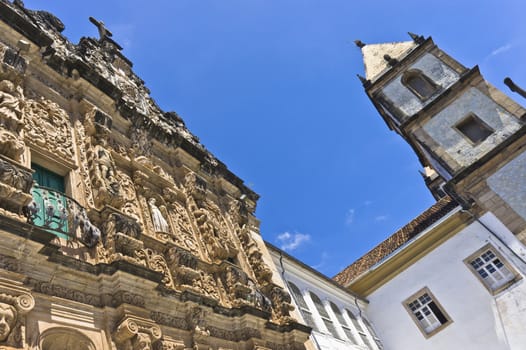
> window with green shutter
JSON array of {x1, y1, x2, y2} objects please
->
[{"x1": 29, "y1": 164, "x2": 68, "y2": 239}]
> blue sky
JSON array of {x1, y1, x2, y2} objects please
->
[{"x1": 24, "y1": 0, "x2": 526, "y2": 276}]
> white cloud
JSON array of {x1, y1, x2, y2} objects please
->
[
  {"x1": 345, "y1": 208, "x2": 355, "y2": 226},
  {"x1": 276, "y1": 231, "x2": 310, "y2": 251},
  {"x1": 490, "y1": 43, "x2": 512, "y2": 57},
  {"x1": 312, "y1": 251, "x2": 330, "y2": 271},
  {"x1": 375, "y1": 215, "x2": 388, "y2": 222}
]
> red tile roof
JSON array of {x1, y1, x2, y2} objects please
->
[{"x1": 333, "y1": 196, "x2": 457, "y2": 287}]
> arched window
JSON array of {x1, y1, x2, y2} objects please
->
[
  {"x1": 330, "y1": 302, "x2": 356, "y2": 343},
  {"x1": 345, "y1": 309, "x2": 372, "y2": 348},
  {"x1": 402, "y1": 70, "x2": 438, "y2": 100},
  {"x1": 287, "y1": 282, "x2": 318, "y2": 331},
  {"x1": 363, "y1": 318, "x2": 383, "y2": 349},
  {"x1": 309, "y1": 292, "x2": 338, "y2": 338},
  {"x1": 39, "y1": 327, "x2": 96, "y2": 350}
]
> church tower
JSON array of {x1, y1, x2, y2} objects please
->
[{"x1": 358, "y1": 34, "x2": 526, "y2": 242}]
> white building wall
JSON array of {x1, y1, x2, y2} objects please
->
[
  {"x1": 268, "y1": 247, "x2": 381, "y2": 350},
  {"x1": 366, "y1": 212, "x2": 526, "y2": 350}
]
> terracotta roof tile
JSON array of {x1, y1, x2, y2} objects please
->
[{"x1": 333, "y1": 195, "x2": 457, "y2": 287}]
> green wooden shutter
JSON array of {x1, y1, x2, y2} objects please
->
[{"x1": 30, "y1": 164, "x2": 68, "y2": 238}]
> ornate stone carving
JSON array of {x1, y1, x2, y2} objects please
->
[
  {"x1": 165, "y1": 245, "x2": 219, "y2": 298},
  {"x1": 238, "y1": 225, "x2": 273, "y2": 286},
  {"x1": 188, "y1": 198, "x2": 238, "y2": 262},
  {"x1": 154, "y1": 337, "x2": 185, "y2": 350},
  {"x1": 114, "y1": 316, "x2": 162, "y2": 350},
  {"x1": 0, "y1": 129, "x2": 24, "y2": 164},
  {"x1": 101, "y1": 210, "x2": 143, "y2": 263},
  {"x1": 0, "y1": 291, "x2": 34, "y2": 348},
  {"x1": 26, "y1": 277, "x2": 102, "y2": 307},
  {"x1": 222, "y1": 265, "x2": 251, "y2": 306},
  {"x1": 0, "y1": 80, "x2": 24, "y2": 133},
  {"x1": 205, "y1": 326, "x2": 261, "y2": 342},
  {"x1": 150, "y1": 312, "x2": 189, "y2": 331},
  {"x1": 0, "y1": 156, "x2": 33, "y2": 213},
  {"x1": 0, "y1": 79, "x2": 25, "y2": 163},
  {"x1": 162, "y1": 191, "x2": 200, "y2": 255},
  {"x1": 23, "y1": 97, "x2": 74, "y2": 162},
  {"x1": 74, "y1": 120, "x2": 95, "y2": 208},
  {"x1": 88, "y1": 138, "x2": 124, "y2": 208},
  {"x1": 110, "y1": 291, "x2": 145, "y2": 308},
  {"x1": 130, "y1": 128, "x2": 153, "y2": 159},
  {"x1": 187, "y1": 307, "x2": 209, "y2": 337},
  {"x1": 119, "y1": 170, "x2": 142, "y2": 221},
  {"x1": 268, "y1": 286, "x2": 294, "y2": 325},
  {"x1": 135, "y1": 248, "x2": 175, "y2": 289},
  {"x1": 0, "y1": 254, "x2": 19, "y2": 273}
]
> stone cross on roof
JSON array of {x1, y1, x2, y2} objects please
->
[{"x1": 89, "y1": 16, "x2": 113, "y2": 41}]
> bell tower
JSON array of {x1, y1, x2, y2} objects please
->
[{"x1": 358, "y1": 34, "x2": 526, "y2": 241}]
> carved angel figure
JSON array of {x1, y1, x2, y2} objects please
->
[{"x1": 148, "y1": 198, "x2": 169, "y2": 233}]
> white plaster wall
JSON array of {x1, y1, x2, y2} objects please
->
[
  {"x1": 268, "y1": 249, "x2": 378, "y2": 350},
  {"x1": 488, "y1": 150, "x2": 526, "y2": 221},
  {"x1": 422, "y1": 87, "x2": 521, "y2": 168},
  {"x1": 382, "y1": 53, "x2": 459, "y2": 120},
  {"x1": 366, "y1": 212, "x2": 526, "y2": 350}
]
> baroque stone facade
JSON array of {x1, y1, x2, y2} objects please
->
[{"x1": 0, "y1": 1, "x2": 309, "y2": 349}]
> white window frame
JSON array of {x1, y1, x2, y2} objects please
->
[
  {"x1": 287, "y1": 282, "x2": 318, "y2": 332},
  {"x1": 309, "y1": 292, "x2": 339, "y2": 338},
  {"x1": 403, "y1": 287, "x2": 452, "y2": 338},
  {"x1": 328, "y1": 302, "x2": 358, "y2": 344},
  {"x1": 464, "y1": 244, "x2": 521, "y2": 294}
]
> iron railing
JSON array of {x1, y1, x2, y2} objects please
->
[{"x1": 24, "y1": 185, "x2": 100, "y2": 247}]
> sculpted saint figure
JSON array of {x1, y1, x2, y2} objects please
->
[
  {"x1": 148, "y1": 198, "x2": 169, "y2": 233},
  {"x1": 0, "y1": 303, "x2": 16, "y2": 342}
]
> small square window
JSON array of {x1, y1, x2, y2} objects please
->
[
  {"x1": 464, "y1": 244, "x2": 521, "y2": 294},
  {"x1": 455, "y1": 114, "x2": 493, "y2": 144},
  {"x1": 403, "y1": 288, "x2": 452, "y2": 338}
]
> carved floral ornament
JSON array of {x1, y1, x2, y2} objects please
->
[{"x1": 23, "y1": 97, "x2": 74, "y2": 162}]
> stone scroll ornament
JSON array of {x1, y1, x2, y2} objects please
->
[
  {"x1": 0, "y1": 292, "x2": 35, "y2": 348},
  {"x1": 114, "y1": 316, "x2": 162, "y2": 350}
]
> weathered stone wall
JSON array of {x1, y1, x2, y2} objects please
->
[
  {"x1": 488, "y1": 150, "x2": 526, "y2": 220},
  {"x1": 422, "y1": 87, "x2": 521, "y2": 168},
  {"x1": 381, "y1": 52, "x2": 459, "y2": 121}
]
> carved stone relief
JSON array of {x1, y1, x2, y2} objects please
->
[
  {"x1": 162, "y1": 188, "x2": 200, "y2": 256},
  {"x1": 87, "y1": 138, "x2": 124, "y2": 208},
  {"x1": 187, "y1": 196, "x2": 238, "y2": 262},
  {"x1": 114, "y1": 316, "x2": 162, "y2": 350},
  {"x1": 0, "y1": 80, "x2": 25, "y2": 163},
  {"x1": 73, "y1": 120, "x2": 95, "y2": 208},
  {"x1": 135, "y1": 248, "x2": 175, "y2": 290},
  {"x1": 23, "y1": 97, "x2": 74, "y2": 162},
  {"x1": 154, "y1": 337, "x2": 185, "y2": 350},
  {"x1": 0, "y1": 291, "x2": 35, "y2": 348},
  {"x1": 0, "y1": 156, "x2": 33, "y2": 214},
  {"x1": 268, "y1": 286, "x2": 294, "y2": 325},
  {"x1": 26, "y1": 277, "x2": 102, "y2": 307}
]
